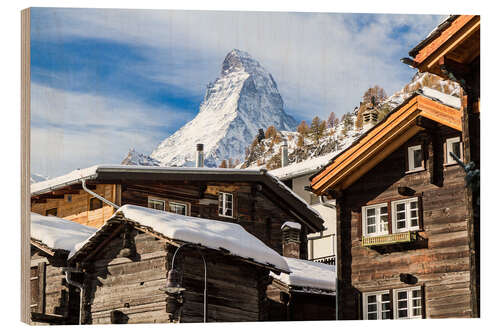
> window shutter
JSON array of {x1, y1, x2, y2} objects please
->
[
  {"x1": 421, "y1": 285, "x2": 426, "y2": 319},
  {"x1": 358, "y1": 209, "x2": 363, "y2": 240},
  {"x1": 387, "y1": 201, "x2": 392, "y2": 234},
  {"x1": 233, "y1": 192, "x2": 238, "y2": 218},
  {"x1": 418, "y1": 195, "x2": 424, "y2": 230}
]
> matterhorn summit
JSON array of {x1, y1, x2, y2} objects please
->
[{"x1": 150, "y1": 49, "x2": 297, "y2": 167}]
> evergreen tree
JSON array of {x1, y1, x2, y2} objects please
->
[
  {"x1": 297, "y1": 134, "x2": 305, "y2": 148},
  {"x1": 265, "y1": 125, "x2": 278, "y2": 139},
  {"x1": 310, "y1": 116, "x2": 326, "y2": 144},
  {"x1": 327, "y1": 112, "x2": 337, "y2": 128},
  {"x1": 257, "y1": 129, "x2": 265, "y2": 142},
  {"x1": 219, "y1": 160, "x2": 227, "y2": 168}
]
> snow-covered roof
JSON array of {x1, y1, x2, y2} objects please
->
[
  {"x1": 270, "y1": 257, "x2": 336, "y2": 292},
  {"x1": 270, "y1": 151, "x2": 340, "y2": 180},
  {"x1": 281, "y1": 221, "x2": 301, "y2": 230},
  {"x1": 30, "y1": 164, "x2": 267, "y2": 195},
  {"x1": 31, "y1": 164, "x2": 325, "y2": 233},
  {"x1": 31, "y1": 213, "x2": 97, "y2": 253},
  {"x1": 419, "y1": 87, "x2": 461, "y2": 109},
  {"x1": 70, "y1": 205, "x2": 290, "y2": 273}
]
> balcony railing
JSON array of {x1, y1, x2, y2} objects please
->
[{"x1": 362, "y1": 231, "x2": 417, "y2": 247}]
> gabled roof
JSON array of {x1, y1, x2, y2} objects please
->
[
  {"x1": 31, "y1": 213, "x2": 97, "y2": 256},
  {"x1": 30, "y1": 165, "x2": 324, "y2": 232},
  {"x1": 310, "y1": 89, "x2": 462, "y2": 195},
  {"x1": 68, "y1": 205, "x2": 290, "y2": 273},
  {"x1": 408, "y1": 15, "x2": 480, "y2": 77},
  {"x1": 270, "y1": 257, "x2": 336, "y2": 294}
]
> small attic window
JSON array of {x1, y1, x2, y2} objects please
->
[
  {"x1": 446, "y1": 137, "x2": 463, "y2": 165},
  {"x1": 89, "y1": 197, "x2": 103, "y2": 211},
  {"x1": 407, "y1": 145, "x2": 424, "y2": 172},
  {"x1": 45, "y1": 208, "x2": 57, "y2": 216}
]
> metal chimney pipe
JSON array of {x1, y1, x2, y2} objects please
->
[
  {"x1": 196, "y1": 144, "x2": 204, "y2": 167},
  {"x1": 281, "y1": 139, "x2": 289, "y2": 167}
]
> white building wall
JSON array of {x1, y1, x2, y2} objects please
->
[{"x1": 291, "y1": 175, "x2": 336, "y2": 264}]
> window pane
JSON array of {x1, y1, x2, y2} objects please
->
[
  {"x1": 411, "y1": 210, "x2": 417, "y2": 218},
  {"x1": 367, "y1": 208, "x2": 375, "y2": 216},
  {"x1": 380, "y1": 206, "x2": 387, "y2": 214},
  {"x1": 367, "y1": 295, "x2": 376, "y2": 303},
  {"x1": 397, "y1": 291, "x2": 407, "y2": 300},
  {"x1": 368, "y1": 304, "x2": 377, "y2": 312},
  {"x1": 452, "y1": 142, "x2": 461, "y2": 158},
  {"x1": 413, "y1": 148, "x2": 422, "y2": 168},
  {"x1": 397, "y1": 203, "x2": 405, "y2": 212},
  {"x1": 398, "y1": 300, "x2": 407, "y2": 309},
  {"x1": 410, "y1": 201, "x2": 417, "y2": 209},
  {"x1": 399, "y1": 309, "x2": 408, "y2": 318},
  {"x1": 397, "y1": 221, "x2": 406, "y2": 229},
  {"x1": 413, "y1": 308, "x2": 421, "y2": 316},
  {"x1": 381, "y1": 311, "x2": 391, "y2": 319},
  {"x1": 412, "y1": 290, "x2": 421, "y2": 298},
  {"x1": 382, "y1": 293, "x2": 390, "y2": 302},
  {"x1": 397, "y1": 212, "x2": 406, "y2": 220},
  {"x1": 368, "y1": 313, "x2": 377, "y2": 320},
  {"x1": 413, "y1": 299, "x2": 421, "y2": 307},
  {"x1": 367, "y1": 225, "x2": 376, "y2": 234},
  {"x1": 367, "y1": 217, "x2": 376, "y2": 226},
  {"x1": 382, "y1": 303, "x2": 391, "y2": 311}
]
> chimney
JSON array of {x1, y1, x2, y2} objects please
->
[
  {"x1": 281, "y1": 222, "x2": 301, "y2": 258},
  {"x1": 196, "y1": 144, "x2": 204, "y2": 167},
  {"x1": 281, "y1": 139, "x2": 289, "y2": 167}
]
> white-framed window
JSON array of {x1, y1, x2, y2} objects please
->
[
  {"x1": 169, "y1": 201, "x2": 188, "y2": 216},
  {"x1": 393, "y1": 287, "x2": 423, "y2": 319},
  {"x1": 363, "y1": 290, "x2": 392, "y2": 320},
  {"x1": 407, "y1": 145, "x2": 424, "y2": 172},
  {"x1": 218, "y1": 192, "x2": 233, "y2": 218},
  {"x1": 391, "y1": 197, "x2": 419, "y2": 232},
  {"x1": 446, "y1": 137, "x2": 463, "y2": 165},
  {"x1": 362, "y1": 203, "x2": 388, "y2": 237},
  {"x1": 148, "y1": 198, "x2": 165, "y2": 211}
]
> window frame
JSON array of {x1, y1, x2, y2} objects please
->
[
  {"x1": 148, "y1": 197, "x2": 166, "y2": 211},
  {"x1": 391, "y1": 197, "x2": 420, "y2": 233},
  {"x1": 393, "y1": 286, "x2": 423, "y2": 319},
  {"x1": 407, "y1": 144, "x2": 425, "y2": 172},
  {"x1": 363, "y1": 290, "x2": 392, "y2": 320},
  {"x1": 168, "y1": 201, "x2": 190, "y2": 216},
  {"x1": 218, "y1": 192, "x2": 234, "y2": 218},
  {"x1": 362, "y1": 203, "x2": 389, "y2": 237},
  {"x1": 445, "y1": 136, "x2": 463, "y2": 165}
]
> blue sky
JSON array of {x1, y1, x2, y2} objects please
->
[{"x1": 30, "y1": 8, "x2": 443, "y2": 177}]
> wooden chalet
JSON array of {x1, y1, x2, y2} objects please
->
[
  {"x1": 406, "y1": 14, "x2": 480, "y2": 316},
  {"x1": 30, "y1": 213, "x2": 96, "y2": 325},
  {"x1": 66, "y1": 205, "x2": 289, "y2": 324},
  {"x1": 31, "y1": 165, "x2": 325, "y2": 260},
  {"x1": 310, "y1": 88, "x2": 476, "y2": 319},
  {"x1": 267, "y1": 255, "x2": 336, "y2": 321}
]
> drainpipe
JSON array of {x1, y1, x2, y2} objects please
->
[
  {"x1": 319, "y1": 195, "x2": 338, "y2": 320},
  {"x1": 281, "y1": 139, "x2": 289, "y2": 167},
  {"x1": 196, "y1": 144, "x2": 204, "y2": 168},
  {"x1": 63, "y1": 267, "x2": 84, "y2": 325},
  {"x1": 81, "y1": 179, "x2": 119, "y2": 209}
]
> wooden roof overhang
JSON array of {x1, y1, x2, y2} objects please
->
[
  {"x1": 32, "y1": 168, "x2": 325, "y2": 233},
  {"x1": 408, "y1": 15, "x2": 480, "y2": 80},
  {"x1": 68, "y1": 213, "x2": 289, "y2": 274},
  {"x1": 310, "y1": 94, "x2": 462, "y2": 195}
]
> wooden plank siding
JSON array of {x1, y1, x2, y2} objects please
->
[
  {"x1": 337, "y1": 126, "x2": 473, "y2": 319},
  {"x1": 81, "y1": 229, "x2": 271, "y2": 324},
  {"x1": 31, "y1": 184, "x2": 117, "y2": 228}
]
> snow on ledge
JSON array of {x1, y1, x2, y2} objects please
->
[
  {"x1": 31, "y1": 213, "x2": 97, "y2": 253},
  {"x1": 71, "y1": 205, "x2": 289, "y2": 273},
  {"x1": 270, "y1": 257, "x2": 336, "y2": 291},
  {"x1": 420, "y1": 87, "x2": 461, "y2": 109},
  {"x1": 281, "y1": 221, "x2": 301, "y2": 230}
]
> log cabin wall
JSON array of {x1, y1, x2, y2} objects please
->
[
  {"x1": 31, "y1": 184, "x2": 116, "y2": 228},
  {"x1": 81, "y1": 229, "x2": 270, "y2": 324},
  {"x1": 121, "y1": 182, "x2": 309, "y2": 257},
  {"x1": 30, "y1": 249, "x2": 79, "y2": 325},
  {"x1": 337, "y1": 126, "x2": 472, "y2": 319}
]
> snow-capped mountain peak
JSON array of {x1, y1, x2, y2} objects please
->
[{"x1": 150, "y1": 49, "x2": 297, "y2": 167}]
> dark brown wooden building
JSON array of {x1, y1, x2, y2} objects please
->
[
  {"x1": 31, "y1": 166, "x2": 325, "y2": 260},
  {"x1": 310, "y1": 89, "x2": 476, "y2": 319},
  {"x1": 406, "y1": 15, "x2": 480, "y2": 317},
  {"x1": 66, "y1": 205, "x2": 289, "y2": 324},
  {"x1": 30, "y1": 213, "x2": 97, "y2": 325}
]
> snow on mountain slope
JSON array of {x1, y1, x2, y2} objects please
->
[
  {"x1": 31, "y1": 173, "x2": 48, "y2": 184},
  {"x1": 121, "y1": 148, "x2": 160, "y2": 166},
  {"x1": 150, "y1": 49, "x2": 297, "y2": 167}
]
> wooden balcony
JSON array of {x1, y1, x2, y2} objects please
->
[{"x1": 362, "y1": 231, "x2": 417, "y2": 247}]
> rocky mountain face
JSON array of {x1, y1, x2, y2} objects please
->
[
  {"x1": 121, "y1": 148, "x2": 160, "y2": 166},
  {"x1": 148, "y1": 49, "x2": 297, "y2": 167},
  {"x1": 31, "y1": 173, "x2": 48, "y2": 184}
]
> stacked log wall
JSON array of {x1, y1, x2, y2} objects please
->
[{"x1": 338, "y1": 127, "x2": 472, "y2": 319}]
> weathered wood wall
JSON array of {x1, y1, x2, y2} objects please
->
[
  {"x1": 31, "y1": 184, "x2": 116, "y2": 228},
  {"x1": 337, "y1": 127, "x2": 472, "y2": 319},
  {"x1": 121, "y1": 183, "x2": 308, "y2": 257},
  {"x1": 82, "y1": 229, "x2": 271, "y2": 324},
  {"x1": 30, "y1": 249, "x2": 79, "y2": 325}
]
